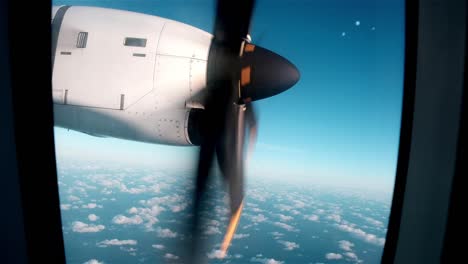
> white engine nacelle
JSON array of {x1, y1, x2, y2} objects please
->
[{"x1": 51, "y1": 6, "x2": 212, "y2": 145}]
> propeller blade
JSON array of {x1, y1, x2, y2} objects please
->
[
  {"x1": 216, "y1": 102, "x2": 258, "y2": 257},
  {"x1": 187, "y1": 0, "x2": 259, "y2": 261},
  {"x1": 216, "y1": 103, "x2": 245, "y2": 257},
  {"x1": 218, "y1": 103, "x2": 247, "y2": 214},
  {"x1": 213, "y1": 0, "x2": 256, "y2": 50}
]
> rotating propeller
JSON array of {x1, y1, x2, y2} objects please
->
[{"x1": 187, "y1": 0, "x2": 299, "y2": 261}]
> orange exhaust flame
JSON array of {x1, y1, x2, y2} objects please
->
[{"x1": 219, "y1": 201, "x2": 244, "y2": 258}]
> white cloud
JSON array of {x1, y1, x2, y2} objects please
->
[
  {"x1": 112, "y1": 215, "x2": 143, "y2": 225},
  {"x1": 149, "y1": 183, "x2": 167, "y2": 193},
  {"x1": 344, "y1": 252, "x2": 360, "y2": 262},
  {"x1": 170, "y1": 203, "x2": 187, "y2": 213},
  {"x1": 207, "y1": 249, "x2": 226, "y2": 259},
  {"x1": 127, "y1": 205, "x2": 164, "y2": 231},
  {"x1": 128, "y1": 207, "x2": 138, "y2": 214},
  {"x1": 75, "y1": 180, "x2": 97, "y2": 190},
  {"x1": 276, "y1": 204, "x2": 293, "y2": 211},
  {"x1": 207, "y1": 220, "x2": 220, "y2": 226},
  {"x1": 243, "y1": 224, "x2": 254, "y2": 230},
  {"x1": 141, "y1": 195, "x2": 184, "y2": 208},
  {"x1": 339, "y1": 240, "x2": 354, "y2": 251},
  {"x1": 278, "y1": 214, "x2": 293, "y2": 222},
  {"x1": 250, "y1": 214, "x2": 267, "y2": 223},
  {"x1": 325, "y1": 253, "x2": 343, "y2": 260},
  {"x1": 351, "y1": 213, "x2": 384, "y2": 228},
  {"x1": 82, "y1": 203, "x2": 99, "y2": 209},
  {"x1": 164, "y1": 253, "x2": 179, "y2": 260},
  {"x1": 215, "y1": 205, "x2": 230, "y2": 217},
  {"x1": 293, "y1": 200, "x2": 306, "y2": 209},
  {"x1": 152, "y1": 244, "x2": 165, "y2": 250},
  {"x1": 364, "y1": 217, "x2": 384, "y2": 228},
  {"x1": 251, "y1": 257, "x2": 284, "y2": 264},
  {"x1": 305, "y1": 214, "x2": 319, "y2": 222},
  {"x1": 61, "y1": 204, "x2": 71, "y2": 210},
  {"x1": 72, "y1": 221, "x2": 105, "y2": 233},
  {"x1": 83, "y1": 259, "x2": 103, "y2": 264},
  {"x1": 270, "y1": 231, "x2": 284, "y2": 239},
  {"x1": 326, "y1": 214, "x2": 341, "y2": 223},
  {"x1": 98, "y1": 178, "x2": 150, "y2": 195},
  {"x1": 68, "y1": 195, "x2": 80, "y2": 202},
  {"x1": 97, "y1": 239, "x2": 137, "y2": 247},
  {"x1": 101, "y1": 189, "x2": 112, "y2": 195},
  {"x1": 204, "y1": 226, "x2": 221, "y2": 235},
  {"x1": 141, "y1": 175, "x2": 158, "y2": 183},
  {"x1": 120, "y1": 184, "x2": 146, "y2": 194},
  {"x1": 156, "y1": 227, "x2": 177, "y2": 238},
  {"x1": 290, "y1": 210, "x2": 301, "y2": 215},
  {"x1": 119, "y1": 247, "x2": 137, "y2": 253},
  {"x1": 234, "y1": 233, "x2": 250, "y2": 239},
  {"x1": 97, "y1": 179, "x2": 120, "y2": 188},
  {"x1": 88, "y1": 214, "x2": 99, "y2": 222},
  {"x1": 273, "y1": 222, "x2": 297, "y2": 232},
  {"x1": 335, "y1": 223, "x2": 385, "y2": 246},
  {"x1": 278, "y1": 240, "x2": 299, "y2": 251}
]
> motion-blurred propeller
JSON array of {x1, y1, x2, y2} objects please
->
[{"x1": 188, "y1": 0, "x2": 300, "y2": 260}]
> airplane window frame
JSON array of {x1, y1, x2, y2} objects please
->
[
  {"x1": 6, "y1": 0, "x2": 66, "y2": 263},
  {"x1": 380, "y1": 0, "x2": 418, "y2": 262},
  {"x1": 3, "y1": 0, "x2": 466, "y2": 263},
  {"x1": 382, "y1": 0, "x2": 468, "y2": 263}
]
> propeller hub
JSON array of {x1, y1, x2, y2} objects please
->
[{"x1": 239, "y1": 44, "x2": 300, "y2": 102}]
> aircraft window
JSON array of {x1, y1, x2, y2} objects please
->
[
  {"x1": 76, "y1": 32, "x2": 88, "y2": 48},
  {"x1": 53, "y1": 1, "x2": 405, "y2": 263},
  {"x1": 124, "y1": 37, "x2": 147, "y2": 47}
]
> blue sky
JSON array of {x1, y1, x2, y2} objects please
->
[{"x1": 53, "y1": 0, "x2": 405, "y2": 193}]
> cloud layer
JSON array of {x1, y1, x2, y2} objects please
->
[
  {"x1": 278, "y1": 240, "x2": 299, "y2": 251},
  {"x1": 326, "y1": 253, "x2": 343, "y2": 260},
  {"x1": 97, "y1": 239, "x2": 137, "y2": 247},
  {"x1": 83, "y1": 259, "x2": 103, "y2": 264},
  {"x1": 72, "y1": 221, "x2": 105, "y2": 233}
]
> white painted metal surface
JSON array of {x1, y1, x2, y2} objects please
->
[
  {"x1": 157, "y1": 21, "x2": 212, "y2": 60},
  {"x1": 52, "y1": 6, "x2": 213, "y2": 146},
  {"x1": 53, "y1": 6, "x2": 164, "y2": 109}
]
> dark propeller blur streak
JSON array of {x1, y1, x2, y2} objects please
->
[
  {"x1": 185, "y1": 0, "x2": 299, "y2": 262},
  {"x1": 186, "y1": 0, "x2": 256, "y2": 261}
]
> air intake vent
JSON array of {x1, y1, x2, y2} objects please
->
[
  {"x1": 76, "y1": 32, "x2": 88, "y2": 48},
  {"x1": 124, "y1": 37, "x2": 147, "y2": 47}
]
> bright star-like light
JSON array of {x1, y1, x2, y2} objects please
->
[
  {"x1": 355, "y1": 21, "x2": 360, "y2": 26},
  {"x1": 341, "y1": 32, "x2": 346, "y2": 37}
]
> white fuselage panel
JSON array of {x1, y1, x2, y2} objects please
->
[
  {"x1": 53, "y1": 6, "x2": 164, "y2": 109},
  {"x1": 52, "y1": 6, "x2": 212, "y2": 145}
]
